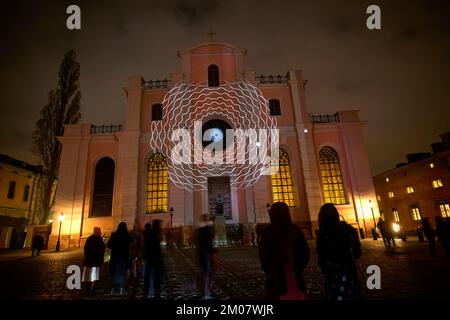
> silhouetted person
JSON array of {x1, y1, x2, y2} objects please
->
[
  {"x1": 31, "y1": 234, "x2": 44, "y2": 257},
  {"x1": 106, "y1": 222, "x2": 132, "y2": 295},
  {"x1": 316, "y1": 203, "x2": 362, "y2": 301},
  {"x1": 377, "y1": 218, "x2": 395, "y2": 247},
  {"x1": 435, "y1": 216, "x2": 450, "y2": 258},
  {"x1": 82, "y1": 227, "x2": 105, "y2": 294},
  {"x1": 143, "y1": 220, "x2": 163, "y2": 299},
  {"x1": 130, "y1": 224, "x2": 142, "y2": 277},
  {"x1": 259, "y1": 202, "x2": 310, "y2": 300},
  {"x1": 421, "y1": 217, "x2": 436, "y2": 257},
  {"x1": 197, "y1": 215, "x2": 217, "y2": 300}
]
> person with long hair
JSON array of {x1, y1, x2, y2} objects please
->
[
  {"x1": 316, "y1": 203, "x2": 362, "y2": 300},
  {"x1": 106, "y1": 222, "x2": 132, "y2": 295},
  {"x1": 82, "y1": 227, "x2": 105, "y2": 294},
  {"x1": 258, "y1": 202, "x2": 310, "y2": 300}
]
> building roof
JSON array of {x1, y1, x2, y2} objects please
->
[{"x1": 0, "y1": 153, "x2": 42, "y2": 174}]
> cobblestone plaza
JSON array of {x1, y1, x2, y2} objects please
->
[{"x1": 1, "y1": 239, "x2": 449, "y2": 300}]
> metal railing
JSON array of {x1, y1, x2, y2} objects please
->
[
  {"x1": 256, "y1": 74, "x2": 289, "y2": 84},
  {"x1": 310, "y1": 113, "x2": 340, "y2": 123},
  {"x1": 90, "y1": 125, "x2": 123, "y2": 135},
  {"x1": 143, "y1": 78, "x2": 170, "y2": 89}
]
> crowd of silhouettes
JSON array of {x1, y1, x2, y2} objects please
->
[{"x1": 79, "y1": 202, "x2": 450, "y2": 300}]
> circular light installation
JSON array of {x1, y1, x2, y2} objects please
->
[{"x1": 149, "y1": 80, "x2": 278, "y2": 191}]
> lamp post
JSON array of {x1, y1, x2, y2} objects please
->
[
  {"x1": 55, "y1": 213, "x2": 64, "y2": 252},
  {"x1": 369, "y1": 200, "x2": 377, "y2": 240},
  {"x1": 169, "y1": 207, "x2": 174, "y2": 248}
]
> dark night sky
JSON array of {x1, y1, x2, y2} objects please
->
[{"x1": 1, "y1": 0, "x2": 449, "y2": 175}]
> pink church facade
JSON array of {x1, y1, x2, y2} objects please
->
[{"x1": 49, "y1": 42, "x2": 378, "y2": 249}]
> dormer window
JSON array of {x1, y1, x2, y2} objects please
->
[{"x1": 208, "y1": 64, "x2": 219, "y2": 87}]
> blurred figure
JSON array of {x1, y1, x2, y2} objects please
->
[
  {"x1": 143, "y1": 220, "x2": 163, "y2": 299},
  {"x1": 377, "y1": 218, "x2": 395, "y2": 247},
  {"x1": 435, "y1": 216, "x2": 450, "y2": 258},
  {"x1": 197, "y1": 215, "x2": 217, "y2": 300},
  {"x1": 130, "y1": 224, "x2": 143, "y2": 277},
  {"x1": 259, "y1": 202, "x2": 310, "y2": 300},
  {"x1": 316, "y1": 203, "x2": 362, "y2": 301},
  {"x1": 106, "y1": 222, "x2": 132, "y2": 295},
  {"x1": 421, "y1": 217, "x2": 436, "y2": 257},
  {"x1": 31, "y1": 234, "x2": 44, "y2": 257},
  {"x1": 82, "y1": 227, "x2": 105, "y2": 294}
]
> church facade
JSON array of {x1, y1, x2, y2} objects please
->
[{"x1": 49, "y1": 42, "x2": 378, "y2": 249}]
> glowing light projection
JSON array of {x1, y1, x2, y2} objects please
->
[{"x1": 149, "y1": 80, "x2": 278, "y2": 191}]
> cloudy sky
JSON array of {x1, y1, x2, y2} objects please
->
[{"x1": 1, "y1": 0, "x2": 449, "y2": 175}]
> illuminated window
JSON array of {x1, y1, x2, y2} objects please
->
[
  {"x1": 410, "y1": 204, "x2": 421, "y2": 221},
  {"x1": 146, "y1": 153, "x2": 168, "y2": 214},
  {"x1": 432, "y1": 179, "x2": 443, "y2": 188},
  {"x1": 377, "y1": 195, "x2": 381, "y2": 201},
  {"x1": 208, "y1": 64, "x2": 219, "y2": 87},
  {"x1": 388, "y1": 192, "x2": 394, "y2": 198},
  {"x1": 429, "y1": 163, "x2": 435, "y2": 168},
  {"x1": 269, "y1": 99, "x2": 281, "y2": 116},
  {"x1": 392, "y1": 209, "x2": 400, "y2": 222},
  {"x1": 319, "y1": 146, "x2": 347, "y2": 205},
  {"x1": 152, "y1": 103, "x2": 163, "y2": 121},
  {"x1": 437, "y1": 200, "x2": 450, "y2": 218},
  {"x1": 271, "y1": 149, "x2": 294, "y2": 207},
  {"x1": 406, "y1": 186, "x2": 414, "y2": 194},
  {"x1": 91, "y1": 157, "x2": 115, "y2": 217},
  {"x1": 386, "y1": 177, "x2": 390, "y2": 182}
]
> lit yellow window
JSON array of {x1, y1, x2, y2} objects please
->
[
  {"x1": 429, "y1": 163, "x2": 435, "y2": 168},
  {"x1": 437, "y1": 200, "x2": 450, "y2": 218},
  {"x1": 406, "y1": 186, "x2": 414, "y2": 194},
  {"x1": 432, "y1": 179, "x2": 443, "y2": 188},
  {"x1": 388, "y1": 192, "x2": 394, "y2": 198},
  {"x1": 146, "y1": 153, "x2": 168, "y2": 214},
  {"x1": 377, "y1": 195, "x2": 381, "y2": 201},
  {"x1": 392, "y1": 209, "x2": 400, "y2": 222},
  {"x1": 271, "y1": 149, "x2": 294, "y2": 207},
  {"x1": 410, "y1": 204, "x2": 421, "y2": 221},
  {"x1": 386, "y1": 177, "x2": 390, "y2": 182},
  {"x1": 319, "y1": 146, "x2": 347, "y2": 205}
]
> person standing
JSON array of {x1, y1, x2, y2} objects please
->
[
  {"x1": 197, "y1": 215, "x2": 217, "y2": 300},
  {"x1": 435, "y1": 216, "x2": 450, "y2": 258},
  {"x1": 316, "y1": 203, "x2": 362, "y2": 301},
  {"x1": 421, "y1": 217, "x2": 436, "y2": 257},
  {"x1": 143, "y1": 220, "x2": 163, "y2": 299},
  {"x1": 258, "y1": 202, "x2": 310, "y2": 300},
  {"x1": 82, "y1": 227, "x2": 105, "y2": 294},
  {"x1": 31, "y1": 234, "x2": 44, "y2": 257},
  {"x1": 377, "y1": 218, "x2": 389, "y2": 247},
  {"x1": 106, "y1": 222, "x2": 132, "y2": 295}
]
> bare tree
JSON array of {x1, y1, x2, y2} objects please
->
[{"x1": 31, "y1": 49, "x2": 81, "y2": 224}]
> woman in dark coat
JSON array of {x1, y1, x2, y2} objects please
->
[
  {"x1": 316, "y1": 203, "x2": 362, "y2": 300},
  {"x1": 143, "y1": 220, "x2": 163, "y2": 299},
  {"x1": 106, "y1": 222, "x2": 132, "y2": 295},
  {"x1": 82, "y1": 227, "x2": 105, "y2": 294},
  {"x1": 421, "y1": 217, "x2": 436, "y2": 257},
  {"x1": 258, "y1": 202, "x2": 310, "y2": 300}
]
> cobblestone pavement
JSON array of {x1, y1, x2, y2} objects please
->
[{"x1": 0, "y1": 238, "x2": 449, "y2": 300}]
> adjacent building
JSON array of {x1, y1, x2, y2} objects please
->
[
  {"x1": 0, "y1": 154, "x2": 42, "y2": 249},
  {"x1": 49, "y1": 41, "x2": 378, "y2": 249},
  {"x1": 373, "y1": 132, "x2": 450, "y2": 234}
]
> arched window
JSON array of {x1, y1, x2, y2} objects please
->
[
  {"x1": 319, "y1": 146, "x2": 347, "y2": 205},
  {"x1": 152, "y1": 103, "x2": 163, "y2": 121},
  {"x1": 146, "y1": 153, "x2": 168, "y2": 214},
  {"x1": 208, "y1": 64, "x2": 219, "y2": 87},
  {"x1": 91, "y1": 157, "x2": 115, "y2": 217},
  {"x1": 271, "y1": 149, "x2": 294, "y2": 207},
  {"x1": 269, "y1": 99, "x2": 281, "y2": 116}
]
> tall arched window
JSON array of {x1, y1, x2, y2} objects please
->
[
  {"x1": 146, "y1": 153, "x2": 168, "y2": 214},
  {"x1": 91, "y1": 157, "x2": 115, "y2": 217},
  {"x1": 152, "y1": 103, "x2": 163, "y2": 121},
  {"x1": 208, "y1": 64, "x2": 219, "y2": 87},
  {"x1": 319, "y1": 146, "x2": 347, "y2": 205},
  {"x1": 271, "y1": 149, "x2": 294, "y2": 207},
  {"x1": 269, "y1": 99, "x2": 281, "y2": 116}
]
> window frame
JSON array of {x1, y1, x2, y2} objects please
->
[
  {"x1": 319, "y1": 146, "x2": 348, "y2": 205},
  {"x1": 271, "y1": 149, "x2": 295, "y2": 207},
  {"x1": 207, "y1": 64, "x2": 220, "y2": 87},
  {"x1": 269, "y1": 99, "x2": 281, "y2": 116},
  {"x1": 146, "y1": 153, "x2": 168, "y2": 214}
]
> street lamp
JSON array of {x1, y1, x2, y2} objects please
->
[
  {"x1": 55, "y1": 213, "x2": 64, "y2": 252},
  {"x1": 369, "y1": 200, "x2": 377, "y2": 240},
  {"x1": 169, "y1": 207, "x2": 174, "y2": 248}
]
